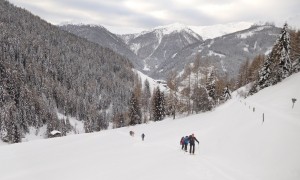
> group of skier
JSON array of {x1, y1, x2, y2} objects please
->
[
  {"x1": 129, "y1": 131, "x2": 146, "y2": 141},
  {"x1": 129, "y1": 131, "x2": 199, "y2": 154},
  {"x1": 180, "y1": 134, "x2": 199, "y2": 154}
]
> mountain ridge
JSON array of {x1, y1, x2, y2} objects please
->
[
  {"x1": 120, "y1": 24, "x2": 203, "y2": 72},
  {"x1": 60, "y1": 22, "x2": 281, "y2": 80},
  {"x1": 151, "y1": 24, "x2": 281, "y2": 79}
]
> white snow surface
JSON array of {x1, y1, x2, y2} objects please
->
[
  {"x1": 152, "y1": 23, "x2": 200, "y2": 40},
  {"x1": 190, "y1": 21, "x2": 253, "y2": 40},
  {"x1": 265, "y1": 47, "x2": 273, "y2": 55},
  {"x1": 0, "y1": 72, "x2": 300, "y2": 180},
  {"x1": 134, "y1": 69, "x2": 167, "y2": 93},
  {"x1": 50, "y1": 130, "x2": 61, "y2": 135},
  {"x1": 208, "y1": 50, "x2": 226, "y2": 58},
  {"x1": 136, "y1": 23, "x2": 201, "y2": 41},
  {"x1": 237, "y1": 26, "x2": 272, "y2": 39},
  {"x1": 129, "y1": 43, "x2": 141, "y2": 55},
  {"x1": 57, "y1": 113, "x2": 84, "y2": 133}
]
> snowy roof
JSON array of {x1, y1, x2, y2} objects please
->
[{"x1": 50, "y1": 130, "x2": 61, "y2": 135}]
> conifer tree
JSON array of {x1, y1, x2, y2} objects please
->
[
  {"x1": 65, "y1": 117, "x2": 72, "y2": 132},
  {"x1": 249, "y1": 55, "x2": 272, "y2": 95},
  {"x1": 60, "y1": 119, "x2": 67, "y2": 136},
  {"x1": 221, "y1": 86, "x2": 232, "y2": 102},
  {"x1": 128, "y1": 92, "x2": 142, "y2": 125},
  {"x1": 160, "y1": 91, "x2": 166, "y2": 120},
  {"x1": 141, "y1": 79, "x2": 151, "y2": 123},
  {"x1": 206, "y1": 69, "x2": 216, "y2": 107},
  {"x1": 249, "y1": 23, "x2": 292, "y2": 95},
  {"x1": 151, "y1": 87, "x2": 165, "y2": 121},
  {"x1": 293, "y1": 57, "x2": 300, "y2": 73},
  {"x1": 274, "y1": 23, "x2": 292, "y2": 81},
  {"x1": 0, "y1": 118, "x2": 8, "y2": 142},
  {"x1": 84, "y1": 118, "x2": 93, "y2": 133}
]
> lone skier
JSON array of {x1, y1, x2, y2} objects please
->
[
  {"x1": 141, "y1": 133, "x2": 145, "y2": 141},
  {"x1": 188, "y1": 134, "x2": 199, "y2": 154}
]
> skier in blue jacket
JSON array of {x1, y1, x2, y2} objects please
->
[{"x1": 183, "y1": 136, "x2": 189, "y2": 152}]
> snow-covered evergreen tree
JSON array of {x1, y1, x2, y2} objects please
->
[
  {"x1": 128, "y1": 92, "x2": 142, "y2": 125},
  {"x1": 65, "y1": 117, "x2": 72, "y2": 132},
  {"x1": 141, "y1": 79, "x2": 151, "y2": 123},
  {"x1": 151, "y1": 87, "x2": 165, "y2": 121},
  {"x1": 0, "y1": 118, "x2": 8, "y2": 142},
  {"x1": 84, "y1": 118, "x2": 92, "y2": 133},
  {"x1": 206, "y1": 69, "x2": 216, "y2": 106},
  {"x1": 249, "y1": 55, "x2": 272, "y2": 94},
  {"x1": 293, "y1": 57, "x2": 300, "y2": 73},
  {"x1": 273, "y1": 23, "x2": 292, "y2": 82},
  {"x1": 249, "y1": 23, "x2": 292, "y2": 95},
  {"x1": 221, "y1": 86, "x2": 232, "y2": 102},
  {"x1": 160, "y1": 91, "x2": 166, "y2": 120},
  {"x1": 9, "y1": 107, "x2": 21, "y2": 143}
]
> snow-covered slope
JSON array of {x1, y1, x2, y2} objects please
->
[
  {"x1": 153, "y1": 24, "x2": 281, "y2": 79},
  {"x1": 0, "y1": 72, "x2": 299, "y2": 180},
  {"x1": 189, "y1": 21, "x2": 253, "y2": 40},
  {"x1": 134, "y1": 69, "x2": 168, "y2": 93},
  {"x1": 121, "y1": 23, "x2": 203, "y2": 72}
]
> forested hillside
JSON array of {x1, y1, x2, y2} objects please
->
[{"x1": 0, "y1": 0, "x2": 135, "y2": 143}]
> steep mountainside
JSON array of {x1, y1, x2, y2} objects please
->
[
  {"x1": 151, "y1": 25, "x2": 281, "y2": 79},
  {"x1": 0, "y1": 0, "x2": 135, "y2": 142},
  {"x1": 60, "y1": 24, "x2": 143, "y2": 71},
  {"x1": 121, "y1": 23, "x2": 203, "y2": 72},
  {"x1": 61, "y1": 23, "x2": 281, "y2": 81}
]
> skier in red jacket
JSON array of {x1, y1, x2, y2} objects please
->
[{"x1": 188, "y1": 134, "x2": 199, "y2": 154}]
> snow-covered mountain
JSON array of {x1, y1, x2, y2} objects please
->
[
  {"x1": 189, "y1": 21, "x2": 253, "y2": 40},
  {"x1": 60, "y1": 24, "x2": 143, "y2": 70},
  {"x1": 1, "y1": 71, "x2": 299, "y2": 180},
  {"x1": 151, "y1": 24, "x2": 281, "y2": 79},
  {"x1": 60, "y1": 23, "x2": 282, "y2": 80},
  {"x1": 120, "y1": 23, "x2": 203, "y2": 72}
]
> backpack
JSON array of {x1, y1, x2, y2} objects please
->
[{"x1": 180, "y1": 137, "x2": 184, "y2": 145}]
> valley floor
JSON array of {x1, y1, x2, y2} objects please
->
[{"x1": 0, "y1": 73, "x2": 299, "y2": 180}]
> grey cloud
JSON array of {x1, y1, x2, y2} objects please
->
[
  {"x1": 7, "y1": 0, "x2": 300, "y2": 31},
  {"x1": 55, "y1": 0, "x2": 133, "y2": 16}
]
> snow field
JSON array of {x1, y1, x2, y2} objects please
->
[{"x1": 0, "y1": 73, "x2": 299, "y2": 180}]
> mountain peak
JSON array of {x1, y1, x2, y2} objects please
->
[
  {"x1": 133, "y1": 23, "x2": 192, "y2": 36},
  {"x1": 152, "y1": 23, "x2": 195, "y2": 36},
  {"x1": 154, "y1": 23, "x2": 187, "y2": 31}
]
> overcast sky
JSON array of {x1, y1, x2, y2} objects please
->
[{"x1": 7, "y1": 0, "x2": 300, "y2": 34}]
